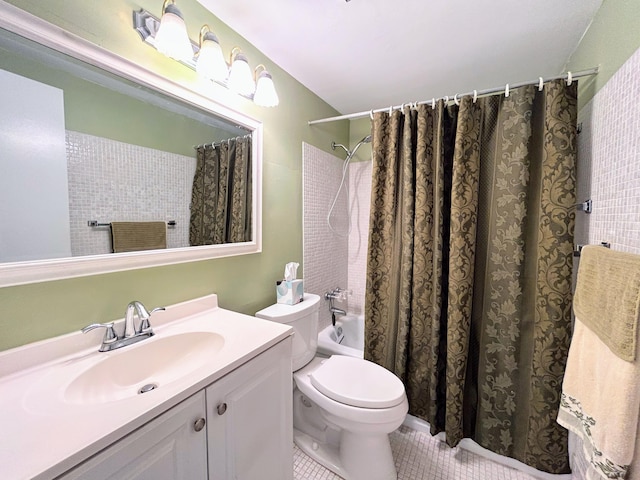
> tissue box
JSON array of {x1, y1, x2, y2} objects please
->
[{"x1": 276, "y1": 279, "x2": 304, "y2": 305}]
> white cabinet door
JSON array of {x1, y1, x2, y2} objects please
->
[
  {"x1": 60, "y1": 391, "x2": 207, "y2": 480},
  {"x1": 206, "y1": 338, "x2": 293, "y2": 480}
]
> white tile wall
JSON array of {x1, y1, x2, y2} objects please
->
[
  {"x1": 576, "y1": 45, "x2": 640, "y2": 255},
  {"x1": 572, "y1": 44, "x2": 640, "y2": 479},
  {"x1": 302, "y1": 143, "x2": 349, "y2": 331},
  {"x1": 347, "y1": 159, "x2": 372, "y2": 315},
  {"x1": 66, "y1": 131, "x2": 196, "y2": 256}
]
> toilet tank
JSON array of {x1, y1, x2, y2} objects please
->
[{"x1": 255, "y1": 293, "x2": 320, "y2": 371}]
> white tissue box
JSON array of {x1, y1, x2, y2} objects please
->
[{"x1": 276, "y1": 279, "x2": 304, "y2": 305}]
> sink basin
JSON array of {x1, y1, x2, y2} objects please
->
[{"x1": 64, "y1": 332, "x2": 224, "y2": 404}]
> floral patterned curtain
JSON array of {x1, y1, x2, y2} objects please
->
[
  {"x1": 365, "y1": 80, "x2": 577, "y2": 474},
  {"x1": 189, "y1": 136, "x2": 252, "y2": 245}
]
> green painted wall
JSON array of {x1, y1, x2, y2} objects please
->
[
  {"x1": 0, "y1": 0, "x2": 348, "y2": 351},
  {"x1": 0, "y1": 42, "x2": 233, "y2": 157},
  {"x1": 566, "y1": 0, "x2": 640, "y2": 110}
]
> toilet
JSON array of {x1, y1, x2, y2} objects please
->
[{"x1": 256, "y1": 293, "x2": 408, "y2": 480}]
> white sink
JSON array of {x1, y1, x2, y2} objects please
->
[{"x1": 64, "y1": 331, "x2": 224, "y2": 404}]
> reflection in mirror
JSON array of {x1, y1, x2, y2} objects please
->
[{"x1": 0, "y1": 25, "x2": 255, "y2": 265}]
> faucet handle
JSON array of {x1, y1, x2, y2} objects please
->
[
  {"x1": 81, "y1": 322, "x2": 117, "y2": 348},
  {"x1": 138, "y1": 307, "x2": 166, "y2": 334}
]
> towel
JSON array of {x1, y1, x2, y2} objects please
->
[
  {"x1": 110, "y1": 222, "x2": 167, "y2": 253},
  {"x1": 573, "y1": 245, "x2": 640, "y2": 361},
  {"x1": 558, "y1": 316, "x2": 640, "y2": 480}
]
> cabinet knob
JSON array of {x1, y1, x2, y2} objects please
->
[
  {"x1": 193, "y1": 417, "x2": 206, "y2": 432},
  {"x1": 217, "y1": 403, "x2": 227, "y2": 415}
]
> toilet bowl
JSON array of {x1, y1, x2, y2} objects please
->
[
  {"x1": 293, "y1": 356, "x2": 408, "y2": 480},
  {"x1": 255, "y1": 293, "x2": 408, "y2": 480}
]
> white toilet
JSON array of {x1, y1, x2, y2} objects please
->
[{"x1": 256, "y1": 293, "x2": 408, "y2": 480}]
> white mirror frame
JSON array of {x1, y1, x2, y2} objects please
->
[{"x1": 0, "y1": 1, "x2": 262, "y2": 287}]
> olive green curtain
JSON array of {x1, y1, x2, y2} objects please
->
[
  {"x1": 189, "y1": 136, "x2": 252, "y2": 245},
  {"x1": 364, "y1": 80, "x2": 577, "y2": 474}
]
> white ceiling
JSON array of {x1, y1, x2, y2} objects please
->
[{"x1": 197, "y1": 0, "x2": 603, "y2": 115}]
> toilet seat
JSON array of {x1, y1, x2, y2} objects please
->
[{"x1": 310, "y1": 355, "x2": 405, "y2": 408}]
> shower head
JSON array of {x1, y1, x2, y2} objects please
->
[{"x1": 331, "y1": 134, "x2": 372, "y2": 159}]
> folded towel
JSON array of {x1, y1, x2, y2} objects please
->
[
  {"x1": 558, "y1": 316, "x2": 640, "y2": 480},
  {"x1": 110, "y1": 222, "x2": 167, "y2": 253},
  {"x1": 573, "y1": 245, "x2": 640, "y2": 361}
]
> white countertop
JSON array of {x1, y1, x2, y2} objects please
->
[{"x1": 0, "y1": 294, "x2": 292, "y2": 480}]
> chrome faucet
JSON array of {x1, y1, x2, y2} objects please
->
[
  {"x1": 324, "y1": 287, "x2": 348, "y2": 325},
  {"x1": 82, "y1": 300, "x2": 165, "y2": 352}
]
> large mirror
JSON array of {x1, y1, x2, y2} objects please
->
[{"x1": 0, "y1": 4, "x2": 262, "y2": 287}]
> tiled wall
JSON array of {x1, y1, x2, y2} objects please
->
[
  {"x1": 347, "y1": 160, "x2": 372, "y2": 315},
  {"x1": 575, "y1": 45, "x2": 640, "y2": 256},
  {"x1": 302, "y1": 143, "x2": 349, "y2": 331},
  {"x1": 66, "y1": 131, "x2": 196, "y2": 256},
  {"x1": 571, "y1": 44, "x2": 640, "y2": 479}
]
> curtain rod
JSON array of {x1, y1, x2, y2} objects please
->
[
  {"x1": 308, "y1": 67, "x2": 599, "y2": 125},
  {"x1": 193, "y1": 133, "x2": 252, "y2": 150}
]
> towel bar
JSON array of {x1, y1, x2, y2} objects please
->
[
  {"x1": 88, "y1": 220, "x2": 176, "y2": 228},
  {"x1": 575, "y1": 199, "x2": 592, "y2": 214},
  {"x1": 574, "y1": 242, "x2": 610, "y2": 257}
]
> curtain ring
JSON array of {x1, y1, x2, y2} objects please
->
[
  {"x1": 412, "y1": 101, "x2": 418, "y2": 110},
  {"x1": 453, "y1": 94, "x2": 460, "y2": 106},
  {"x1": 431, "y1": 98, "x2": 436, "y2": 109},
  {"x1": 566, "y1": 71, "x2": 573, "y2": 86},
  {"x1": 538, "y1": 77, "x2": 544, "y2": 91},
  {"x1": 473, "y1": 90, "x2": 478, "y2": 103},
  {"x1": 505, "y1": 84, "x2": 510, "y2": 98},
  {"x1": 389, "y1": 106, "x2": 393, "y2": 115},
  {"x1": 444, "y1": 96, "x2": 449, "y2": 103},
  {"x1": 370, "y1": 109, "x2": 374, "y2": 120}
]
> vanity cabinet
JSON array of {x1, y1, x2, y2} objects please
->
[
  {"x1": 58, "y1": 339, "x2": 292, "y2": 480},
  {"x1": 60, "y1": 391, "x2": 208, "y2": 480},
  {"x1": 206, "y1": 338, "x2": 293, "y2": 480}
]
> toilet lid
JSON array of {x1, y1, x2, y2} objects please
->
[{"x1": 310, "y1": 355, "x2": 405, "y2": 409}]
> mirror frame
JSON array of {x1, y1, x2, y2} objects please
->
[{"x1": 0, "y1": 1, "x2": 262, "y2": 287}]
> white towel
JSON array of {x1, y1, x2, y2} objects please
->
[{"x1": 558, "y1": 317, "x2": 640, "y2": 480}]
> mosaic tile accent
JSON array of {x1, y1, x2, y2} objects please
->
[
  {"x1": 293, "y1": 426, "x2": 539, "y2": 480},
  {"x1": 576, "y1": 45, "x2": 640, "y2": 256},
  {"x1": 66, "y1": 131, "x2": 196, "y2": 256},
  {"x1": 347, "y1": 160, "x2": 372, "y2": 315},
  {"x1": 302, "y1": 143, "x2": 349, "y2": 332}
]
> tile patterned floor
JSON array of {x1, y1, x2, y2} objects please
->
[{"x1": 293, "y1": 425, "x2": 539, "y2": 480}]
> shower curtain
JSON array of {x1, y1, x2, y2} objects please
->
[
  {"x1": 364, "y1": 79, "x2": 576, "y2": 474},
  {"x1": 189, "y1": 136, "x2": 252, "y2": 245}
]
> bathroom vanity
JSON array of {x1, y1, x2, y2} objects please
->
[{"x1": 0, "y1": 295, "x2": 293, "y2": 480}]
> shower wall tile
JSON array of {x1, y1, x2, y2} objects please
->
[
  {"x1": 66, "y1": 131, "x2": 196, "y2": 256},
  {"x1": 572, "y1": 44, "x2": 640, "y2": 478},
  {"x1": 347, "y1": 160, "x2": 372, "y2": 315},
  {"x1": 576, "y1": 44, "x2": 640, "y2": 256},
  {"x1": 302, "y1": 143, "x2": 349, "y2": 332}
]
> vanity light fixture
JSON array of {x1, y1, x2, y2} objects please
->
[
  {"x1": 153, "y1": 0, "x2": 193, "y2": 62},
  {"x1": 253, "y1": 65, "x2": 279, "y2": 107},
  {"x1": 133, "y1": 5, "x2": 279, "y2": 107},
  {"x1": 196, "y1": 25, "x2": 228, "y2": 82},
  {"x1": 228, "y1": 47, "x2": 255, "y2": 96}
]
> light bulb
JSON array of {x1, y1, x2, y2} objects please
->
[
  {"x1": 253, "y1": 69, "x2": 279, "y2": 107},
  {"x1": 228, "y1": 51, "x2": 255, "y2": 96},
  {"x1": 154, "y1": 3, "x2": 193, "y2": 62},
  {"x1": 196, "y1": 30, "x2": 228, "y2": 82}
]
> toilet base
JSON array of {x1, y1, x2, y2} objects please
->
[{"x1": 294, "y1": 428, "x2": 398, "y2": 480}]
